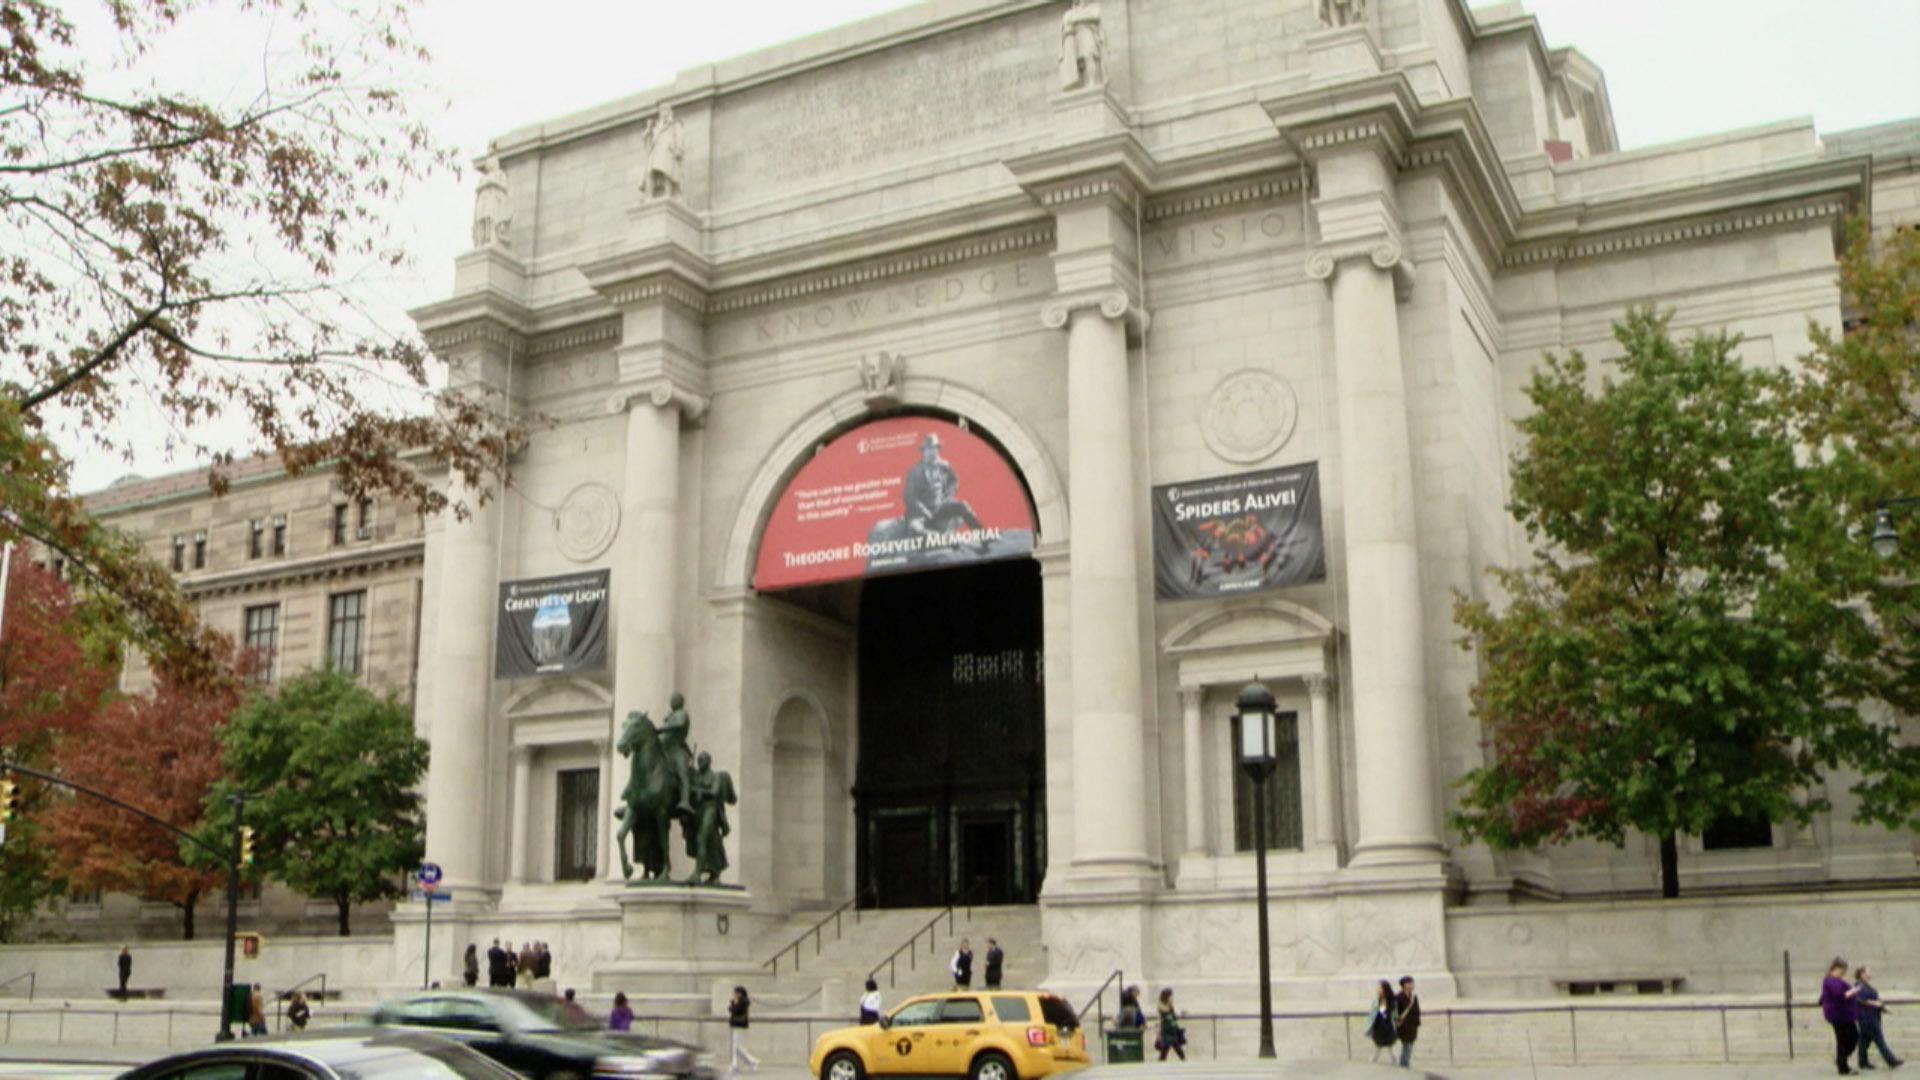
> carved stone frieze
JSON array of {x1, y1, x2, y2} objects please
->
[
  {"x1": 555, "y1": 482, "x2": 622, "y2": 564},
  {"x1": 1202, "y1": 369, "x2": 1298, "y2": 465}
]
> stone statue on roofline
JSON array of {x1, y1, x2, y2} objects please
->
[
  {"x1": 642, "y1": 103, "x2": 687, "y2": 202},
  {"x1": 1318, "y1": 0, "x2": 1368, "y2": 28},
  {"x1": 471, "y1": 152, "x2": 511, "y2": 250},
  {"x1": 1058, "y1": 0, "x2": 1106, "y2": 92}
]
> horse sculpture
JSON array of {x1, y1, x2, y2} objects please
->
[{"x1": 612, "y1": 710, "x2": 679, "y2": 881}]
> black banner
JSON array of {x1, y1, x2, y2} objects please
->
[
  {"x1": 1152, "y1": 463, "x2": 1327, "y2": 600},
  {"x1": 495, "y1": 570, "x2": 610, "y2": 678}
]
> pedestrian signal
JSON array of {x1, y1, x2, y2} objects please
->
[
  {"x1": 0, "y1": 780, "x2": 17, "y2": 823},
  {"x1": 240, "y1": 933, "x2": 263, "y2": 960},
  {"x1": 238, "y1": 826, "x2": 255, "y2": 868}
]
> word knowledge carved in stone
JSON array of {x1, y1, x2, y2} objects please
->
[{"x1": 1203, "y1": 370, "x2": 1299, "y2": 465}]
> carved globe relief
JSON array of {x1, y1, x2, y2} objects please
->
[
  {"x1": 556, "y1": 482, "x2": 621, "y2": 564},
  {"x1": 1202, "y1": 369, "x2": 1298, "y2": 465}
]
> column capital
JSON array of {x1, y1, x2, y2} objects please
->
[
  {"x1": 590, "y1": 736, "x2": 611, "y2": 753},
  {"x1": 1305, "y1": 238, "x2": 1415, "y2": 300},
  {"x1": 509, "y1": 743, "x2": 537, "y2": 764},
  {"x1": 1302, "y1": 672, "x2": 1336, "y2": 697},
  {"x1": 605, "y1": 380, "x2": 710, "y2": 424},
  {"x1": 1040, "y1": 287, "x2": 1150, "y2": 340},
  {"x1": 1178, "y1": 685, "x2": 1205, "y2": 709}
]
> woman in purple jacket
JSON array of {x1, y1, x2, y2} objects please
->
[{"x1": 1821, "y1": 957, "x2": 1863, "y2": 1075}]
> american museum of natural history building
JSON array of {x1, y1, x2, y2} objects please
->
[{"x1": 40, "y1": 0, "x2": 1920, "y2": 1016}]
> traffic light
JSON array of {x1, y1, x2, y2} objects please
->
[
  {"x1": 238, "y1": 826, "x2": 255, "y2": 868},
  {"x1": 0, "y1": 780, "x2": 17, "y2": 823}
]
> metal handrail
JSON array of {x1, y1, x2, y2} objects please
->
[
  {"x1": 0, "y1": 972, "x2": 32, "y2": 1002},
  {"x1": 866, "y1": 880, "x2": 985, "y2": 989},
  {"x1": 1077, "y1": 968, "x2": 1125, "y2": 1023},
  {"x1": 763, "y1": 886, "x2": 877, "y2": 976}
]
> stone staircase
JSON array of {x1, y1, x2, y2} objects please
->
[{"x1": 746, "y1": 903, "x2": 1046, "y2": 1016}]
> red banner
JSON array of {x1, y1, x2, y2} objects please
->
[{"x1": 754, "y1": 417, "x2": 1036, "y2": 591}]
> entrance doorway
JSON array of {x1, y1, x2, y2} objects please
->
[{"x1": 854, "y1": 558, "x2": 1045, "y2": 907}]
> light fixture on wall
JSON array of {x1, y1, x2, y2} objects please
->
[{"x1": 1235, "y1": 679, "x2": 1280, "y2": 1061}]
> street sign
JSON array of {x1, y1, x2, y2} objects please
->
[
  {"x1": 417, "y1": 862, "x2": 442, "y2": 886},
  {"x1": 409, "y1": 890, "x2": 452, "y2": 903}
]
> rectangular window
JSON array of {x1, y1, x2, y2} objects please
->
[
  {"x1": 242, "y1": 604, "x2": 280, "y2": 684},
  {"x1": 356, "y1": 497, "x2": 374, "y2": 540},
  {"x1": 271, "y1": 515, "x2": 287, "y2": 557},
  {"x1": 326, "y1": 590, "x2": 367, "y2": 675},
  {"x1": 192, "y1": 530, "x2": 207, "y2": 570},
  {"x1": 1231, "y1": 710, "x2": 1304, "y2": 852},
  {"x1": 171, "y1": 536, "x2": 185, "y2": 572},
  {"x1": 332, "y1": 504, "x2": 349, "y2": 546},
  {"x1": 248, "y1": 520, "x2": 263, "y2": 559},
  {"x1": 1703, "y1": 813, "x2": 1774, "y2": 851},
  {"x1": 554, "y1": 768, "x2": 600, "y2": 881}
]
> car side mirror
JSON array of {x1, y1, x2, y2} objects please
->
[{"x1": 879, "y1": 1015, "x2": 892, "y2": 1030}]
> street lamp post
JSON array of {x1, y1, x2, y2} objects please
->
[
  {"x1": 1236, "y1": 680, "x2": 1280, "y2": 1061},
  {"x1": 1870, "y1": 498, "x2": 1920, "y2": 559},
  {"x1": 216, "y1": 792, "x2": 246, "y2": 1041}
]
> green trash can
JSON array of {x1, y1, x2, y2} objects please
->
[
  {"x1": 225, "y1": 983, "x2": 252, "y2": 1033},
  {"x1": 1104, "y1": 1027, "x2": 1145, "y2": 1064}
]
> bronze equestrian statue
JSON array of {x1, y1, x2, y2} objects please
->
[{"x1": 613, "y1": 696, "x2": 737, "y2": 885}]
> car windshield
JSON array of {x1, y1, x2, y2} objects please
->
[{"x1": 494, "y1": 992, "x2": 599, "y2": 1032}]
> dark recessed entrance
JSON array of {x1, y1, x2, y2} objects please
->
[{"x1": 855, "y1": 558, "x2": 1045, "y2": 908}]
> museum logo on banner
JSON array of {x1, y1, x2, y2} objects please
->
[
  {"x1": 495, "y1": 570, "x2": 611, "y2": 678},
  {"x1": 755, "y1": 416, "x2": 1036, "y2": 591},
  {"x1": 1151, "y1": 463, "x2": 1327, "y2": 600}
]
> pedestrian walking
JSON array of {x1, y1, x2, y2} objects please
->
[
  {"x1": 503, "y1": 941, "x2": 518, "y2": 988},
  {"x1": 950, "y1": 939, "x2": 973, "y2": 989},
  {"x1": 247, "y1": 984, "x2": 268, "y2": 1037},
  {"x1": 536, "y1": 942, "x2": 553, "y2": 981},
  {"x1": 1823, "y1": 957, "x2": 1864, "y2": 1075},
  {"x1": 1154, "y1": 988, "x2": 1186, "y2": 1062},
  {"x1": 859, "y1": 978, "x2": 883, "y2": 1025},
  {"x1": 1855, "y1": 964, "x2": 1903, "y2": 1070},
  {"x1": 287, "y1": 991, "x2": 311, "y2": 1032},
  {"x1": 984, "y1": 938, "x2": 1004, "y2": 989},
  {"x1": 1366, "y1": 980, "x2": 1398, "y2": 1063},
  {"x1": 1393, "y1": 976, "x2": 1421, "y2": 1069},
  {"x1": 1116, "y1": 986, "x2": 1146, "y2": 1029},
  {"x1": 727, "y1": 986, "x2": 759, "y2": 1076},
  {"x1": 487, "y1": 939, "x2": 506, "y2": 988},
  {"x1": 519, "y1": 942, "x2": 538, "y2": 988},
  {"x1": 116, "y1": 946, "x2": 132, "y2": 999},
  {"x1": 463, "y1": 944, "x2": 479, "y2": 988},
  {"x1": 610, "y1": 992, "x2": 634, "y2": 1032}
]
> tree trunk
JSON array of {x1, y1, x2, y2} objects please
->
[
  {"x1": 337, "y1": 896, "x2": 351, "y2": 937},
  {"x1": 181, "y1": 891, "x2": 198, "y2": 940},
  {"x1": 1659, "y1": 832, "x2": 1680, "y2": 898}
]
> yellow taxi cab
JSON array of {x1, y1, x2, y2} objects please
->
[{"x1": 810, "y1": 989, "x2": 1089, "y2": 1080}]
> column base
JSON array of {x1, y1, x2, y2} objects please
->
[
  {"x1": 1047, "y1": 855, "x2": 1163, "y2": 899},
  {"x1": 1349, "y1": 836, "x2": 1449, "y2": 870}
]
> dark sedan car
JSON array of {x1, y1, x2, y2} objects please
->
[
  {"x1": 370, "y1": 989, "x2": 713, "y2": 1080},
  {"x1": 117, "y1": 1027, "x2": 523, "y2": 1080}
]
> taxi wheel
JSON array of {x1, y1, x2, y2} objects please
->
[
  {"x1": 970, "y1": 1051, "x2": 1015, "y2": 1080},
  {"x1": 824, "y1": 1050, "x2": 865, "y2": 1080}
]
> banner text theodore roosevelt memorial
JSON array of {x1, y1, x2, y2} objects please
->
[{"x1": 754, "y1": 417, "x2": 1036, "y2": 591}]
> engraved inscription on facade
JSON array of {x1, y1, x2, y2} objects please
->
[
  {"x1": 712, "y1": 257, "x2": 1054, "y2": 355},
  {"x1": 710, "y1": 14, "x2": 1052, "y2": 198},
  {"x1": 1145, "y1": 208, "x2": 1298, "y2": 270},
  {"x1": 534, "y1": 354, "x2": 611, "y2": 399}
]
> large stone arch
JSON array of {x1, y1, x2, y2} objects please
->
[
  {"x1": 767, "y1": 689, "x2": 849, "y2": 905},
  {"x1": 715, "y1": 377, "x2": 1068, "y2": 591}
]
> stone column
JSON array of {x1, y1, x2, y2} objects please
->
[
  {"x1": 593, "y1": 737, "x2": 613, "y2": 880},
  {"x1": 1304, "y1": 139, "x2": 1442, "y2": 867},
  {"x1": 1304, "y1": 674, "x2": 1338, "y2": 851},
  {"x1": 508, "y1": 745, "x2": 534, "y2": 884},
  {"x1": 423, "y1": 456, "x2": 504, "y2": 893},
  {"x1": 1181, "y1": 687, "x2": 1207, "y2": 855},
  {"x1": 1044, "y1": 292, "x2": 1155, "y2": 888}
]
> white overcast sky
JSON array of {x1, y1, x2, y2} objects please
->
[{"x1": 65, "y1": 0, "x2": 1920, "y2": 492}]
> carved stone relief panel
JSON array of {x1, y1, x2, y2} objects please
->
[{"x1": 1202, "y1": 369, "x2": 1298, "y2": 464}]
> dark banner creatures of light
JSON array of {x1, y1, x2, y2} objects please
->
[
  {"x1": 1152, "y1": 463, "x2": 1327, "y2": 599},
  {"x1": 495, "y1": 570, "x2": 611, "y2": 678},
  {"x1": 755, "y1": 417, "x2": 1036, "y2": 591}
]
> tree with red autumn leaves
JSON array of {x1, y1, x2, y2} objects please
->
[
  {"x1": 0, "y1": 557, "x2": 116, "y2": 940},
  {"x1": 41, "y1": 647, "x2": 252, "y2": 940}
]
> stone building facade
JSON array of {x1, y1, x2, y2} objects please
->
[
  {"x1": 34, "y1": 460, "x2": 425, "y2": 941},
  {"x1": 421, "y1": 0, "x2": 1916, "y2": 1002}
]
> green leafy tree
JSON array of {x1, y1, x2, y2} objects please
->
[
  {"x1": 1452, "y1": 309, "x2": 1913, "y2": 898},
  {"x1": 0, "y1": 0, "x2": 519, "y2": 687},
  {"x1": 203, "y1": 669, "x2": 427, "y2": 935}
]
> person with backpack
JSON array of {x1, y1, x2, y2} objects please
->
[{"x1": 1366, "y1": 981, "x2": 1398, "y2": 1063}]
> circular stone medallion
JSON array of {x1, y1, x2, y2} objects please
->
[
  {"x1": 1202, "y1": 369, "x2": 1298, "y2": 464},
  {"x1": 556, "y1": 482, "x2": 621, "y2": 563}
]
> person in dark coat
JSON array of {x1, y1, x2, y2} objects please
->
[
  {"x1": 487, "y1": 939, "x2": 507, "y2": 988},
  {"x1": 1854, "y1": 963, "x2": 1900, "y2": 1071},
  {"x1": 287, "y1": 991, "x2": 311, "y2": 1031},
  {"x1": 949, "y1": 939, "x2": 973, "y2": 989},
  {"x1": 984, "y1": 939, "x2": 1004, "y2": 989},
  {"x1": 1116, "y1": 986, "x2": 1146, "y2": 1029},
  {"x1": 462, "y1": 944, "x2": 479, "y2": 988},
  {"x1": 1366, "y1": 980, "x2": 1398, "y2": 1063},
  {"x1": 116, "y1": 946, "x2": 132, "y2": 998},
  {"x1": 535, "y1": 942, "x2": 552, "y2": 981},
  {"x1": 1393, "y1": 976, "x2": 1422, "y2": 1069},
  {"x1": 727, "y1": 986, "x2": 759, "y2": 1075}
]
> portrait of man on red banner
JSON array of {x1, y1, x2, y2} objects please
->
[{"x1": 754, "y1": 417, "x2": 1036, "y2": 591}]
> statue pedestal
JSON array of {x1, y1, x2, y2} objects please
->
[
  {"x1": 1305, "y1": 23, "x2": 1384, "y2": 82},
  {"x1": 594, "y1": 885, "x2": 760, "y2": 994}
]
